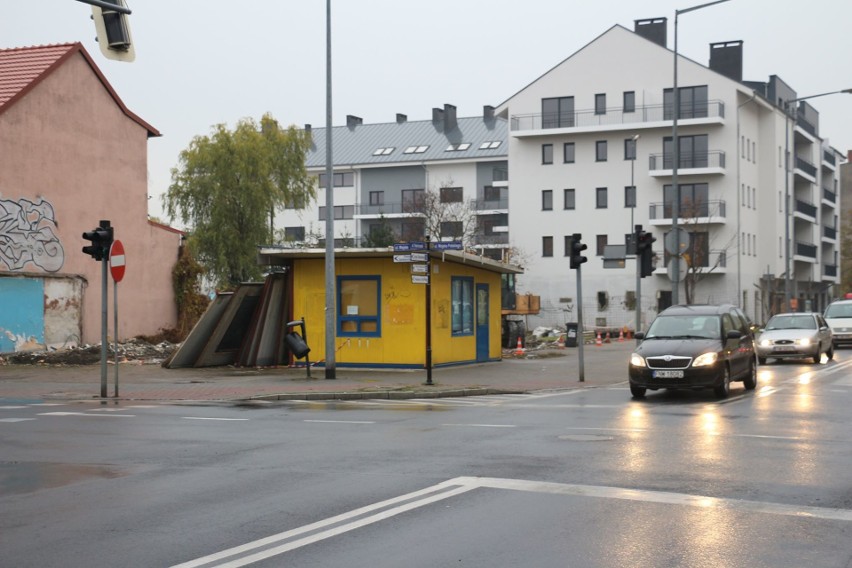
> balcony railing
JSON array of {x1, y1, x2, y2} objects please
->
[
  {"x1": 823, "y1": 225, "x2": 837, "y2": 240},
  {"x1": 663, "y1": 249, "x2": 726, "y2": 269},
  {"x1": 649, "y1": 199, "x2": 726, "y2": 220},
  {"x1": 823, "y1": 150, "x2": 836, "y2": 166},
  {"x1": 472, "y1": 234, "x2": 509, "y2": 245},
  {"x1": 509, "y1": 100, "x2": 725, "y2": 131},
  {"x1": 649, "y1": 151, "x2": 726, "y2": 170},
  {"x1": 824, "y1": 264, "x2": 838, "y2": 278},
  {"x1": 492, "y1": 168, "x2": 509, "y2": 182},
  {"x1": 470, "y1": 198, "x2": 508, "y2": 211},
  {"x1": 822, "y1": 187, "x2": 836, "y2": 204},
  {"x1": 356, "y1": 201, "x2": 425, "y2": 216},
  {"x1": 795, "y1": 241, "x2": 817, "y2": 259},
  {"x1": 794, "y1": 156, "x2": 817, "y2": 177},
  {"x1": 796, "y1": 114, "x2": 817, "y2": 137},
  {"x1": 794, "y1": 199, "x2": 817, "y2": 218}
]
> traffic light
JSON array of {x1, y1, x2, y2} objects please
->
[
  {"x1": 82, "y1": 220, "x2": 114, "y2": 261},
  {"x1": 636, "y1": 227, "x2": 657, "y2": 278},
  {"x1": 91, "y1": 0, "x2": 135, "y2": 62},
  {"x1": 569, "y1": 233, "x2": 587, "y2": 269}
]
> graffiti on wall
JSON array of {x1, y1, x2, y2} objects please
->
[{"x1": 0, "y1": 197, "x2": 64, "y2": 272}]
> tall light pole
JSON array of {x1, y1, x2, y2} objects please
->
[
  {"x1": 324, "y1": 0, "x2": 336, "y2": 379},
  {"x1": 671, "y1": 0, "x2": 730, "y2": 306},
  {"x1": 783, "y1": 88, "x2": 852, "y2": 312},
  {"x1": 630, "y1": 134, "x2": 641, "y2": 332}
]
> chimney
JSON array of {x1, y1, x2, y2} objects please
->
[
  {"x1": 709, "y1": 41, "x2": 743, "y2": 82},
  {"x1": 634, "y1": 18, "x2": 667, "y2": 48},
  {"x1": 304, "y1": 124, "x2": 312, "y2": 133},
  {"x1": 848, "y1": 150, "x2": 852, "y2": 163},
  {"x1": 396, "y1": 113, "x2": 407, "y2": 124},
  {"x1": 346, "y1": 115, "x2": 362, "y2": 128},
  {"x1": 432, "y1": 107, "x2": 444, "y2": 125},
  {"x1": 443, "y1": 103, "x2": 457, "y2": 131},
  {"x1": 483, "y1": 105, "x2": 495, "y2": 120}
]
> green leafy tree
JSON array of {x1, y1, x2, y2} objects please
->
[
  {"x1": 165, "y1": 114, "x2": 314, "y2": 289},
  {"x1": 363, "y1": 215, "x2": 397, "y2": 247}
]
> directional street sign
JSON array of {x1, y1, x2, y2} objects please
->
[
  {"x1": 393, "y1": 243, "x2": 411, "y2": 252},
  {"x1": 411, "y1": 264, "x2": 429, "y2": 274},
  {"x1": 408, "y1": 241, "x2": 427, "y2": 251},
  {"x1": 393, "y1": 254, "x2": 412, "y2": 263},
  {"x1": 411, "y1": 274, "x2": 429, "y2": 284},
  {"x1": 411, "y1": 252, "x2": 429, "y2": 262},
  {"x1": 431, "y1": 241, "x2": 463, "y2": 251}
]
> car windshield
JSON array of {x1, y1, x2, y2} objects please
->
[
  {"x1": 646, "y1": 315, "x2": 719, "y2": 339},
  {"x1": 765, "y1": 315, "x2": 816, "y2": 330},
  {"x1": 825, "y1": 304, "x2": 852, "y2": 318}
]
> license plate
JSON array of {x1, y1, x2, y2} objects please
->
[
  {"x1": 653, "y1": 370, "x2": 684, "y2": 378},
  {"x1": 773, "y1": 346, "x2": 795, "y2": 352}
]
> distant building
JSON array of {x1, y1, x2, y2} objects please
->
[{"x1": 0, "y1": 43, "x2": 180, "y2": 352}]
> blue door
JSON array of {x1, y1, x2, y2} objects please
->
[{"x1": 475, "y1": 283, "x2": 489, "y2": 362}]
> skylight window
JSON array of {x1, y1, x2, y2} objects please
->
[
  {"x1": 373, "y1": 147, "x2": 395, "y2": 156},
  {"x1": 446, "y1": 143, "x2": 471, "y2": 152},
  {"x1": 479, "y1": 141, "x2": 502, "y2": 149},
  {"x1": 404, "y1": 145, "x2": 429, "y2": 154}
]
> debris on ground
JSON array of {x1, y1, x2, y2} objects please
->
[{"x1": 0, "y1": 338, "x2": 178, "y2": 366}]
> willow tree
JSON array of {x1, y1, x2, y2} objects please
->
[{"x1": 165, "y1": 114, "x2": 314, "y2": 289}]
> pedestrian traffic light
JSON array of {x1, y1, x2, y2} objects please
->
[
  {"x1": 91, "y1": 0, "x2": 135, "y2": 62},
  {"x1": 636, "y1": 227, "x2": 657, "y2": 278},
  {"x1": 569, "y1": 233, "x2": 587, "y2": 269},
  {"x1": 82, "y1": 220, "x2": 114, "y2": 261}
]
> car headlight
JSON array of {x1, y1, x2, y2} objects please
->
[
  {"x1": 629, "y1": 353, "x2": 646, "y2": 367},
  {"x1": 759, "y1": 339, "x2": 772, "y2": 347},
  {"x1": 692, "y1": 352, "x2": 718, "y2": 367},
  {"x1": 795, "y1": 338, "x2": 811, "y2": 346}
]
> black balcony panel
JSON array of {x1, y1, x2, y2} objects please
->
[
  {"x1": 795, "y1": 241, "x2": 817, "y2": 258},
  {"x1": 795, "y1": 156, "x2": 817, "y2": 177},
  {"x1": 794, "y1": 199, "x2": 817, "y2": 218},
  {"x1": 510, "y1": 100, "x2": 725, "y2": 131}
]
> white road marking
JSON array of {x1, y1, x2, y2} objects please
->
[
  {"x1": 303, "y1": 419, "x2": 375, "y2": 424},
  {"x1": 182, "y1": 417, "x2": 249, "y2": 422},
  {"x1": 174, "y1": 475, "x2": 852, "y2": 567},
  {"x1": 441, "y1": 423, "x2": 517, "y2": 428},
  {"x1": 28, "y1": 403, "x2": 65, "y2": 406},
  {"x1": 38, "y1": 412, "x2": 135, "y2": 417},
  {"x1": 0, "y1": 418, "x2": 36, "y2": 423},
  {"x1": 0, "y1": 405, "x2": 27, "y2": 409}
]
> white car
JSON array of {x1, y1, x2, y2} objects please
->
[
  {"x1": 756, "y1": 312, "x2": 833, "y2": 364},
  {"x1": 824, "y1": 299, "x2": 852, "y2": 348}
]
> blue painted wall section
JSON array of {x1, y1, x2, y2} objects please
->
[{"x1": 0, "y1": 278, "x2": 45, "y2": 353}]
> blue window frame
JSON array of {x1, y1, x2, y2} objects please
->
[
  {"x1": 337, "y1": 275, "x2": 381, "y2": 337},
  {"x1": 451, "y1": 277, "x2": 474, "y2": 336}
]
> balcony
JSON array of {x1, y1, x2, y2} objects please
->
[
  {"x1": 793, "y1": 199, "x2": 817, "y2": 220},
  {"x1": 648, "y1": 200, "x2": 727, "y2": 226},
  {"x1": 823, "y1": 149, "x2": 836, "y2": 167},
  {"x1": 355, "y1": 201, "x2": 425, "y2": 219},
  {"x1": 822, "y1": 225, "x2": 837, "y2": 241},
  {"x1": 492, "y1": 167, "x2": 509, "y2": 183},
  {"x1": 794, "y1": 156, "x2": 817, "y2": 179},
  {"x1": 472, "y1": 233, "x2": 509, "y2": 246},
  {"x1": 509, "y1": 100, "x2": 725, "y2": 136},
  {"x1": 823, "y1": 264, "x2": 838, "y2": 279},
  {"x1": 796, "y1": 114, "x2": 817, "y2": 137},
  {"x1": 794, "y1": 241, "x2": 817, "y2": 262},
  {"x1": 470, "y1": 198, "x2": 508, "y2": 213},
  {"x1": 822, "y1": 187, "x2": 836, "y2": 205},
  {"x1": 648, "y1": 151, "x2": 726, "y2": 176},
  {"x1": 655, "y1": 249, "x2": 728, "y2": 274}
]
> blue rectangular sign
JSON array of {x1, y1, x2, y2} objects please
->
[
  {"x1": 408, "y1": 241, "x2": 427, "y2": 251},
  {"x1": 393, "y1": 243, "x2": 410, "y2": 252},
  {"x1": 431, "y1": 241, "x2": 463, "y2": 251}
]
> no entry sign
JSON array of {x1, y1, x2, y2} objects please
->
[{"x1": 109, "y1": 240, "x2": 126, "y2": 282}]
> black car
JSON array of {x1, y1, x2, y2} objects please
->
[{"x1": 628, "y1": 304, "x2": 758, "y2": 399}]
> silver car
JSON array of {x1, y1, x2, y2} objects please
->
[{"x1": 756, "y1": 312, "x2": 833, "y2": 364}]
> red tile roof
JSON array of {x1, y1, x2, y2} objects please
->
[{"x1": 0, "y1": 42, "x2": 159, "y2": 137}]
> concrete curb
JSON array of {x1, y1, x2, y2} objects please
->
[{"x1": 250, "y1": 387, "x2": 526, "y2": 402}]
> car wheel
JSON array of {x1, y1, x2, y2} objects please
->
[
  {"x1": 742, "y1": 357, "x2": 757, "y2": 390},
  {"x1": 813, "y1": 343, "x2": 822, "y2": 364},
  {"x1": 714, "y1": 366, "x2": 731, "y2": 399},
  {"x1": 758, "y1": 356, "x2": 767, "y2": 365},
  {"x1": 827, "y1": 344, "x2": 834, "y2": 361},
  {"x1": 630, "y1": 384, "x2": 646, "y2": 399}
]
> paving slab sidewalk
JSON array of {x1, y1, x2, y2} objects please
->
[{"x1": 0, "y1": 341, "x2": 635, "y2": 403}]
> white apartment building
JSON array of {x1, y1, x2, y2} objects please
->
[
  {"x1": 276, "y1": 105, "x2": 510, "y2": 260},
  {"x1": 495, "y1": 19, "x2": 844, "y2": 330}
]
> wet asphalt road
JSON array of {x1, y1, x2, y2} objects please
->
[{"x1": 3, "y1": 351, "x2": 852, "y2": 567}]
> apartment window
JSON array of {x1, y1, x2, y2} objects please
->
[
  {"x1": 483, "y1": 185, "x2": 502, "y2": 203},
  {"x1": 742, "y1": 136, "x2": 746, "y2": 158},
  {"x1": 663, "y1": 85, "x2": 709, "y2": 119},
  {"x1": 596, "y1": 187, "x2": 608, "y2": 209},
  {"x1": 400, "y1": 220, "x2": 425, "y2": 241},
  {"x1": 752, "y1": 141, "x2": 756, "y2": 163},
  {"x1": 318, "y1": 205, "x2": 354, "y2": 220},
  {"x1": 337, "y1": 275, "x2": 380, "y2": 337},
  {"x1": 752, "y1": 187, "x2": 756, "y2": 209},
  {"x1": 451, "y1": 277, "x2": 474, "y2": 336},
  {"x1": 542, "y1": 236, "x2": 554, "y2": 257},
  {"x1": 746, "y1": 138, "x2": 751, "y2": 161},
  {"x1": 596, "y1": 234, "x2": 608, "y2": 256},
  {"x1": 564, "y1": 235, "x2": 573, "y2": 257},
  {"x1": 596, "y1": 140, "x2": 607, "y2": 162},
  {"x1": 318, "y1": 171, "x2": 355, "y2": 188},
  {"x1": 284, "y1": 226, "x2": 305, "y2": 241},
  {"x1": 369, "y1": 191, "x2": 384, "y2": 206},
  {"x1": 542, "y1": 96, "x2": 574, "y2": 128},
  {"x1": 563, "y1": 142, "x2": 575, "y2": 163},
  {"x1": 440, "y1": 221, "x2": 463, "y2": 239},
  {"x1": 624, "y1": 138, "x2": 637, "y2": 160},
  {"x1": 595, "y1": 93, "x2": 606, "y2": 115},
  {"x1": 542, "y1": 144, "x2": 554, "y2": 164},
  {"x1": 663, "y1": 183, "x2": 709, "y2": 217},
  {"x1": 542, "y1": 190, "x2": 553, "y2": 211},
  {"x1": 778, "y1": 191, "x2": 782, "y2": 213},
  {"x1": 663, "y1": 134, "x2": 708, "y2": 168},
  {"x1": 625, "y1": 186, "x2": 636, "y2": 208},
  {"x1": 440, "y1": 187, "x2": 463, "y2": 203},
  {"x1": 401, "y1": 189, "x2": 425, "y2": 211},
  {"x1": 564, "y1": 188, "x2": 575, "y2": 210},
  {"x1": 623, "y1": 91, "x2": 635, "y2": 113}
]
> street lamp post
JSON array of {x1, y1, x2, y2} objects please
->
[
  {"x1": 671, "y1": 0, "x2": 730, "y2": 306},
  {"x1": 783, "y1": 88, "x2": 852, "y2": 311},
  {"x1": 324, "y1": 0, "x2": 336, "y2": 379},
  {"x1": 630, "y1": 134, "x2": 641, "y2": 332}
]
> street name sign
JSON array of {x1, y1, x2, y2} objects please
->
[{"x1": 411, "y1": 274, "x2": 429, "y2": 284}]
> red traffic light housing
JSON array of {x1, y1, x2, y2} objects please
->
[
  {"x1": 82, "y1": 220, "x2": 114, "y2": 261},
  {"x1": 569, "y1": 233, "x2": 588, "y2": 269}
]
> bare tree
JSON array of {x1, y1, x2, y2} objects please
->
[{"x1": 404, "y1": 178, "x2": 478, "y2": 244}]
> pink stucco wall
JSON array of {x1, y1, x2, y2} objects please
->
[{"x1": 0, "y1": 51, "x2": 178, "y2": 344}]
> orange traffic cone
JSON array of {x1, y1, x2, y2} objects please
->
[
  {"x1": 605, "y1": 331, "x2": 611, "y2": 343},
  {"x1": 595, "y1": 331, "x2": 602, "y2": 347},
  {"x1": 618, "y1": 329, "x2": 624, "y2": 342},
  {"x1": 556, "y1": 334, "x2": 565, "y2": 348},
  {"x1": 515, "y1": 336, "x2": 524, "y2": 356}
]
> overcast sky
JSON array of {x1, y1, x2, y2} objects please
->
[{"x1": 3, "y1": 0, "x2": 851, "y2": 221}]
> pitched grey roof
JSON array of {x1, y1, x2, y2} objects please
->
[{"x1": 304, "y1": 114, "x2": 507, "y2": 168}]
